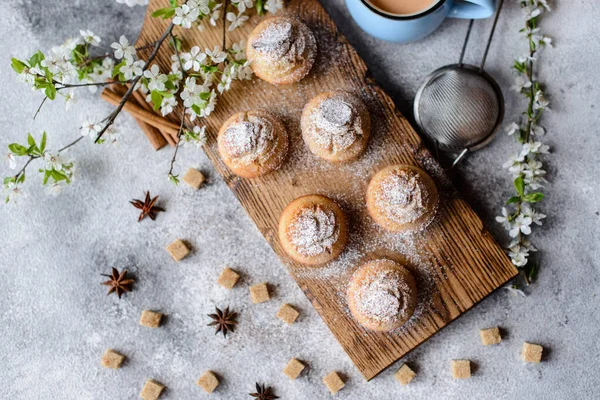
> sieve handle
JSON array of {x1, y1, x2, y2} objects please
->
[{"x1": 447, "y1": 0, "x2": 496, "y2": 20}]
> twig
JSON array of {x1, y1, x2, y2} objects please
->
[
  {"x1": 55, "y1": 80, "x2": 133, "y2": 91},
  {"x1": 167, "y1": 32, "x2": 189, "y2": 178},
  {"x1": 94, "y1": 23, "x2": 175, "y2": 143},
  {"x1": 222, "y1": 0, "x2": 229, "y2": 49},
  {"x1": 33, "y1": 96, "x2": 48, "y2": 120},
  {"x1": 12, "y1": 136, "x2": 83, "y2": 182}
]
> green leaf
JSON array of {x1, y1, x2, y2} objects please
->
[
  {"x1": 506, "y1": 196, "x2": 521, "y2": 205},
  {"x1": 170, "y1": 0, "x2": 177, "y2": 7},
  {"x1": 17, "y1": 172, "x2": 25, "y2": 184},
  {"x1": 256, "y1": 0, "x2": 265, "y2": 15},
  {"x1": 8, "y1": 143, "x2": 28, "y2": 156},
  {"x1": 151, "y1": 90, "x2": 163, "y2": 111},
  {"x1": 4, "y1": 176, "x2": 16, "y2": 185},
  {"x1": 523, "y1": 192, "x2": 544, "y2": 203},
  {"x1": 27, "y1": 133, "x2": 36, "y2": 147},
  {"x1": 29, "y1": 51, "x2": 45, "y2": 68},
  {"x1": 514, "y1": 176, "x2": 525, "y2": 197},
  {"x1": 527, "y1": 264, "x2": 539, "y2": 283},
  {"x1": 11, "y1": 58, "x2": 28, "y2": 74},
  {"x1": 40, "y1": 132, "x2": 47, "y2": 153},
  {"x1": 151, "y1": 7, "x2": 175, "y2": 19},
  {"x1": 45, "y1": 83, "x2": 57, "y2": 100},
  {"x1": 112, "y1": 60, "x2": 126, "y2": 79}
]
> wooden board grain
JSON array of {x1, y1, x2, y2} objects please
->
[{"x1": 136, "y1": 0, "x2": 518, "y2": 380}]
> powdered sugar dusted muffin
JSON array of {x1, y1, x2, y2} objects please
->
[
  {"x1": 246, "y1": 16, "x2": 317, "y2": 85},
  {"x1": 347, "y1": 259, "x2": 417, "y2": 332},
  {"x1": 366, "y1": 165, "x2": 439, "y2": 232},
  {"x1": 218, "y1": 110, "x2": 288, "y2": 178},
  {"x1": 301, "y1": 91, "x2": 371, "y2": 162},
  {"x1": 279, "y1": 195, "x2": 348, "y2": 266}
]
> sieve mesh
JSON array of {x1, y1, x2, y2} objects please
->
[{"x1": 414, "y1": 64, "x2": 503, "y2": 152}]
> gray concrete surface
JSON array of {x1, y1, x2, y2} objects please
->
[{"x1": 1, "y1": 0, "x2": 599, "y2": 399}]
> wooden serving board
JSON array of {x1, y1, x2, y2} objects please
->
[{"x1": 137, "y1": 0, "x2": 518, "y2": 380}]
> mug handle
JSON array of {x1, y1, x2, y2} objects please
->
[{"x1": 448, "y1": 0, "x2": 496, "y2": 19}]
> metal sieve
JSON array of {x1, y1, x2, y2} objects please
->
[{"x1": 414, "y1": 0, "x2": 505, "y2": 167}]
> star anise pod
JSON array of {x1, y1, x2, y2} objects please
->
[
  {"x1": 101, "y1": 268, "x2": 134, "y2": 298},
  {"x1": 249, "y1": 383, "x2": 279, "y2": 400},
  {"x1": 207, "y1": 307, "x2": 238, "y2": 337},
  {"x1": 130, "y1": 191, "x2": 165, "y2": 222}
]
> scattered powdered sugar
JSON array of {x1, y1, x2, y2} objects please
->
[
  {"x1": 376, "y1": 169, "x2": 429, "y2": 224},
  {"x1": 354, "y1": 267, "x2": 412, "y2": 325},
  {"x1": 222, "y1": 115, "x2": 277, "y2": 165},
  {"x1": 288, "y1": 206, "x2": 339, "y2": 257},
  {"x1": 309, "y1": 96, "x2": 363, "y2": 153}
]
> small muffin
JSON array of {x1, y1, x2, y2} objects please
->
[
  {"x1": 247, "y1": 16, "x2": 317, "y2": 85},
  {"x1": 301, "y1": 91, "x2": 371, "y2": 162},
  {"x1": 347, "y1": 259, "x2": 417, "y2": 332},
  {"x1": 366, "y1": 165, "x2": 439, "y2": 232},
  {"x1": 279, "y1": 195, "x2": 348, "y2": 266},
  {"x1": 218, "y1": 110, "x2": 288, "y2": 178}
]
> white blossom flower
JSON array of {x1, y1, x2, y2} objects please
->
[
  {"x1": 81, "y1": 119, "x2": 102, "y2": 138},
  {"x1": 511, "y1": 238, "x2": 537, "y2": 253},
  {"x1": 45, "y1": 182, "x2": 63, "y2": 197},
  {"x1": 539, "y1": 36, "x2": 553, "y2": 47},
  {"x1": 161, "y1": 96, "x2": 177, "y2": 116},
  {"x1": 17, "y1": 66, "x2": 42, "y2": 85},
  {"x1": 4, "y1": 182, "x2": 26, "y2": 202},
  {"x1": 173, "y1": 5, "x2": 200, "y2": 29},
  {"x1": 209, "y1": 3, "x2": 222, "y2": 26},
  {"x1": 511, "y1": 75, "x2": 532, "y2": 92},
  {"x1": 184, "y1": 125, "x2": 207, "y2": 148},
  {"x1": 523, "y1": 5, "x2": 541, "y2": 21},
  {"x1": 218, "y1": 68, "x2": 233, "y2": 93},
  {"x1": 265, "y1": 0, "x2": 284, "y2": 13},
  {"x1": 189, "y1": 0, "x2": 211, "y2": 14},
  {"x1": 102, "y1": 126, "x2": 120, "y2": 146},
  {"x1": 231, "y1": 40, "x2": 247, "y2": 61},
  {"x1": 44, "y1": 152, "x2": 64, "y2": 171},
  {"x1": 496, "y1": 207, "x2": 512, "y2": 230},
  {"x1": 4, "y1": 153, "x2": 17, "y2": 170},
  {"x1": 505, "y1": 122, "x2": 520, "y2": 136},
  {"x1": 143, "y1": 64, "x2": 168, "y2": 92},
  {"x1": 508, "y1": 243, "x2": 529, "y2": 267},
  {"x1": 202, "y1": 90, "x2": 218, "y2": 117},
  {"x1": 40, "y1": 46, "x2": 69, "y2": 74},
  {"x1": 119, "y1": 59, "x2": 144, "y2": 80},
  {"x1": 533, "y1": 90, "x2": 550, "y2": 110},
  {"x1": 538, "y1": 0, "x2": 551, "y2": 12},
  {"x1": 233, "y1": 0, "x2": 254, "y2": 13},
  {"x1": 227, "y1": 12, "x2": 249, "y2": 31},
  {"x1": 523, "y1": 158, "x2": 545, "y2": 179},
  {"x1": 206, "y1": 46, "x2": 227, "y2": 64},
  {"x1": 520, "y1": 141, "x2": 550, "y2": 158},
  {"x1": 509, "y1": 214, "x2": 533, "y2": 237},
  {"x1": 521, "y1": 203, "x2": 546, "y2": 226},
  {"x1": 79, "y1": 29, "x2": 101, "y2": 46},
  {"x1": 111, "y1": 35, "x2": 136, "y2": 60},
  {"x1": 503, "y1": 153, "x2": 525, "y2": 176},
  {"x1": 531, "y1": 124, "x2": 545, "y2": 136},
  {"x1": 64, "y1": 90, "x2": 76, "y2": 110},
  {"x1": 236, "y1": 61, "x2": 253, "y2": 80},
  {"x1": 181, "y1": 46, "x2": 207, "y2": 71}
]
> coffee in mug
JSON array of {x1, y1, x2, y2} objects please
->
[{"x1": 368, "y1": 0, "x2": 437, "y2": 16}]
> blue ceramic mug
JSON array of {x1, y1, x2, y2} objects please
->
[{"x1": 346, "y1": 0, "x2": 496, "y2": 43}]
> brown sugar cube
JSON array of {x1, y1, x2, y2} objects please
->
[
  {"x1": 283, "y1": 358, "x2": 305, "y2": 379},
  {"x1": 182, "y1": 168, "x2": 205, "y2": 190},
  {"x1": 480, "y1": 327, "x2": 502, "y2": 346},
  {"x1": 101, "y1": 349, "x2": 126, "y2": 369},
  {"x1": 451, "y1": 360, "x2": 471, "y2": 379},
  {"x1": 277, "y1": 304, "x2": 300, "y2": 324},
  {"x1": 140, "y1": 310, "x2": 163, "y2": 328},
  {"x1": 394, "y1": 364, "x2": 416, "y2": 385},
  {"x1": 197, "y1": 370, "x2": 220, "y2": 393},
  {"x1": 140, "y1": 379, "x2": 165, "y2": 400},
  {"x1": 249, "y1": 282, "x2": 270, "y2": 304},
  {"x1": 323, "y1": 371, "x2": 345, "y2": 394},
  {"x1": 217, "y1": 267, "x2": 240, "y2": 289},
  {"x1": 166, "y1": 239, "x2": 191, "y2": 262},
  {"x1": 522, "y1": 342, "x2": 544, "y2": 363}
]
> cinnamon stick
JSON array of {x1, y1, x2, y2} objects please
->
[
  {"x1": 101, "y1": 90, "x2": 181, "y2": 137},
  {"x1": 105, "y1": 85, "x2": 168, "y2": 150},
  {"x1": 130, "y1": 88, "x2": 177, "y2": 146}
]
